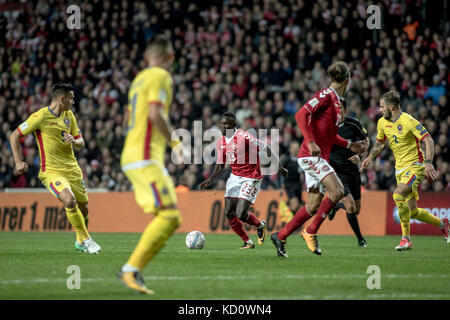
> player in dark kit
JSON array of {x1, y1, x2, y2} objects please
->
[
  {"x1": 281, "y1": 141, "x2": 304, "y2": 214},
  {"x1": 328, "y1": 99, "x2": 370, "y2": 247}
]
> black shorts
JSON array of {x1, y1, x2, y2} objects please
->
[
  {"x1": 335, "y1": 166, "x2": 362, "y2": 201},
  {"x1": 285, "y1": 183, "x2": 302, "y2": 201}
]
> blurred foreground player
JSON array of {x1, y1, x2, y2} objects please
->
[
  {"x1": 118, "y1": 35, "x2": 185, "y2": 294},
  {"x1": 328, "y1": 98, "x2": 370, "y2": 247},
  {"x1": 361, "y1": 90, "x2": 449, "y2": 250},
  {"x1": 271, "y1": 61, "x2": 365, "y2": 257},
  {"x1": 200, "y1": 112, "x2": 288, "y2": 249},
  {"x1": 10, "y1": 83, "x2": 101, "y2": 254}
]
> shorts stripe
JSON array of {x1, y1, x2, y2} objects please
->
[
  {"x1": 35, "y1": 129, "x2": 46, "y2": 172},
  {"x1": 49, "y1": 182, "x2": 60, "y2": 197},
  {"x1": 150, "y1": 182, "x2": 162, "y2": 208},
  {"x1": 407, "y1": 175, "x2": 417, "y2": 187}
]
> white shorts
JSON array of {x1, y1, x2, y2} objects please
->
[
  {"x1": 298, "y1": 157, "x2": 335, "y2": 195},
  {"x1": 225, "y1": 173, "x2": 261, "y2": 204}
]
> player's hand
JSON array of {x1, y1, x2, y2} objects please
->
[
  {"x1": 360, "y1": 156, "x2": 372, "y2": 172},
  {"x1": 308, "y1": 141, "x2": 321, "y2": 157},
  {"x1": 425, "y1": 163, "x2": 438, "y2": 181},
  {"x1": 348, "y1": 155, "x2": 360, "y2": 164},
  {"x1": 279, "y1": 166, "x2": 288, "y2": 178},
  {"x1": 199, "y1": 179, "x2": 211, "y2": 191},
  {"x1": 349, "y1": 141, "x2": 365, "y2": 154},
  {"x1": 15, "y1": 161, "x2": 28, "y2": 175},
  {"x1": 63, "y1": 132, "x2": 75, "y2": 144}
]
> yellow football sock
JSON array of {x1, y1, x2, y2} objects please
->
[
  {"x1": 76, "y1": 216, "x2": 89, "y2": 244},
  {"x1": 410, "y1": 208, "x2": 441, "y2": 227},
  {"x1": 66, "y1": 206, "x2": 90, "y2": 242},
  {"x1": 393, "y1": 194, "x2": 410, "y2": 238},
  {"x1": 127, "y1": 209, "x2": 181, "y2": 271}
]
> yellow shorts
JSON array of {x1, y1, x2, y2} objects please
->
[
  {"x1": 124, "y1": 164, "x2": 177, "y2": 214},
  {"x1": 395, "y1": 164, "x2": 425, "y2": 201},
  {"x1": 39, "y1": 168, "x2": 88, "y2": 203}
]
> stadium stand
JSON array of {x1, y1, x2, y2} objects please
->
[{"x1": 0, "y1": 0, "x2": 449, "y2": 192}]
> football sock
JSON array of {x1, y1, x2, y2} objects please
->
[
  {"x1": 245, "y1": 213, "x2": 262, "y2": 228},
  {"x1": 346, "y1": 212, "x2": 364, "y2": 241},
  {"x1": 306, "y1": 197, "x2": 336, "y2": 234},
  {"x1": 66, "y1": 206, "x2": 90, "y2": 241},
  {"x1": 278, "y1": 206, "x2": 312, "y2": 240},
  {"x1": 229, "y1": 216, "x2": 250, "y2": 242},
  {"x1": 410, "y1": 208, "x2": 441, "y2": 227},
  {"x1": 121, "y1": 264, "x2": 139, "y2": 273},
  {"x1": 127, "y1": 209, "x2": 181, "y2": 271},
  {"x1": 76, "y1": 216, "x2": 89, "y2": 244},
  {"x1": 393, "y1": 194, "x2": 410, "y2": 238}
]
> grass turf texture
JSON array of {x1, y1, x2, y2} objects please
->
[{"x1": 0, "y1": 232, "x2": 449, "y2": 300}]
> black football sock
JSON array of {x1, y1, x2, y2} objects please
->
[{"x1": 346, "y1": 212, "x2": 364, "y2": 241}]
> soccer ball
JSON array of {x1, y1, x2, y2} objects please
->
[{"x1": 185, "y1": 231, "x2": 206, "y2": 249}]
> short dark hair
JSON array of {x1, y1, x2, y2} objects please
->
[
  {"x1": 381, "y1": 90, "x2": 401, "y2": 108},
  {"x1": 51, "y1": 82, "x2": 73, "y2": 99},
  {"x1": 221, "y1": 111, "x2": 236, "y2": 121},
  {"x1": 327, "y1": 61, "x2": 350, "y2": 83},
  {"x1": 146, "y1": 34, "x2": 173, "y2": 56}
]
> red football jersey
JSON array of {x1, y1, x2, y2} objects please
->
[
  {"x1": 217, "y1": 129, "x2": 265, "y2": 179},
  {"x1": 296, "y1": 87, "x2": 345, "y2": 161}
]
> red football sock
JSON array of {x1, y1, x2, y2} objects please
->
[
  {"x1": 278, "y1": 206, "x2": 312, "y2": 240},
  {"x1": 306, "y1": 197, "x2": 336, "y2": 234},
  {"x1": 229, "y1": 216, "x2": 250, "y2": 242},
  {"x1": 245, "y1": 213, "x2": 262, "y2": 228}
]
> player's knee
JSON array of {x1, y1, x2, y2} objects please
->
[
  {"x1": 330, "y1": 188, "x2": 344, "y2": 203},
  {"x1": 63, "y1": 196, "x2": 77, "y2": 209},
  {"x1": 236, "y1": 210, "x2": 247, "y2": 221},
  {"x1": 226, "y1": 211, "x2": 236, "y2": 220},
  {"x1": 347, "y1": 203, "x2": 356, "y2": 214}
]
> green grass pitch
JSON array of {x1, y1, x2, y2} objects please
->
[{"x1": 0, "y1": 232, "x2": 449, "y2": 300}]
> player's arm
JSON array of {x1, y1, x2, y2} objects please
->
[
  {"x1": 263, "y1": 144, "x2": 288, "y2": 177},
  {"x1": 10, "y1": 111, "x2": 44, "y2": 174},
  {"x1": 360, "y1": 139, "x2": 386, "y2": 171},
  {"x1": 199, "y1": 163, "x2": 225, "y2": 191},
  {"x1": 422, "y1": 135, "x2": 438, "y2": 181},
  {"x1": 295, "y1": 106, "x2": 320, "y2": 156},
  {"x1": 64, "y1": 133, "x2": 85, "y2": 149},
  {"x1": 9, "y1": 129, "x2": 28, "y2": 174}
]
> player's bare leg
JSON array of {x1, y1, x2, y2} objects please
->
[
  {"x1": 226, "y1": 198, "x2": 253, "y2": 249},
  {"x1": 60, "y1": 189, "x2": 100, "y2": 254},
  {"x1": 303, "y1": 173, "x2": 344, "y2": 255},
  {"x1": 236, "y1": 199, "x2": 266, "y2": 245}
]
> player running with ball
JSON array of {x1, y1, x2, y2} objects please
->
[
  {"x1": 271, "y1": 61, "x2": 365, "y2": 257},
  {"x1": 200, "y1": 112, "x2": 288, "y2": 249},
  {"x1": 361, "y1": 90, "x2": 449, "y2": 250}
]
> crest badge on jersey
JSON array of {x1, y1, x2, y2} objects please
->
[
  {"x1": 64, "y1": 118, "x2": 70, "y2": 128},
  {"x1": 397, "y1": 124, "x2": 403, "y2": 132}
]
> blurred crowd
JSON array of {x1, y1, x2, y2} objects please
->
[{"x1": 0, "y1": 0, "x2": 449, "y2": 194}]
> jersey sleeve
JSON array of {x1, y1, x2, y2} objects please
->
[
  {"x1": 408, "y1": 117, "x2": 430, "y2": 142},
  {"x1": 69, "y1": 111, "x2": 82, "y2": 139},
  {"x1": 17, "y1": 109, "x2": 44, "y2": 136},
  {"x1": 303, "y1": 90, "x2": 331, "y2": 115},
  {"x1": 376, "y1": 118, "x2": 386, "y2": 142},
  {"x1": 147, "y1": 71, "x2": 171, "y2": 107}
]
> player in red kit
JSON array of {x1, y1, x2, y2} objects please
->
[
  {"x1": 200, "y1": 112, "x2": 288, "y2": 249},
  {"x1": 271, "y1": 61, "x2": 366, "y2": 256}
]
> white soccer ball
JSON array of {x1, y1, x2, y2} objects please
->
[{"x1": 185, "y1": 231, "x2": 206, "y2": 249}]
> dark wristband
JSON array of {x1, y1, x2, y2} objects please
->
[{"x1": 425, "y1": 160, "x2": 433, "y2": 164}]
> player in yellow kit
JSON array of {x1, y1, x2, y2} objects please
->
[
  {"x1": 361, "y1": 90, "x2": 449, "y2": 250},
  {"x1": 9, "y1": 83, "x2": 101, "y2": 254},
  {"x1": 117, "y1": 34, "x2": 184, "y2": 294}
]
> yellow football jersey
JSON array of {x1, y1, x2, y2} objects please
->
[
  {"x1": 17, "y1": 107, "x2": 82, "y2": 173},
  {"x1": 121, "y1": 67, "x2": 173, "y2": 169},
  {"x1": 376, "y1": 112, "x2": 429, "y2": 170}
]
